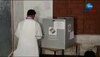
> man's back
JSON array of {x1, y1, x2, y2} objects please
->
[{"x1": 14, "y1": 19, "x2": 42, "y2": 57}]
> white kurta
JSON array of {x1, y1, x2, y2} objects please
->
[{"x1": 14, "y1": 19, "x2": 42, "y2": 57}]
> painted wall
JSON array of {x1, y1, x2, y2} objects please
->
[
  {"x1": 0, "y1": 0, "x2": 12, "y2": 56},
  {"x1": 24, "y1": 0, "x2": 53, "y2": 23},
  {"x1": 13, "y1": 1, "x2": 24, "y2": 49}
]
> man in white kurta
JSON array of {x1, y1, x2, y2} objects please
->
[{"x1": 14, "y1": 9, "x2": 42, "y2": 57}]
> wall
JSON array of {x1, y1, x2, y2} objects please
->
[
  {"x1": 0, "y1": 0, "x2": 12, "y2": 56},
  {"x1": 24, "y1": 0, "x2": 53, "y2": 23},
  {"x1": 53, "y1": 0, "x2": 100, "y2": 34},
  {"x1": 13, "y1": 1, "x2": 24, "y2": 49}
]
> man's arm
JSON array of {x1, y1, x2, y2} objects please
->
[{"x1": 35, "y1": 22, "x2": 43, "y2": 39}]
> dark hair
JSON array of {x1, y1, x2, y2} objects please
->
[
  {"x1": 84, "y1": 50, "x2": 96, "y2": 57},
  {"x1": 27, "y1": 9, "x2": 36, "y2": 16}
]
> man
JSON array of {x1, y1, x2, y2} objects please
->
[{"x1": 14, "y1": 9, "x2": 42, "y2": 57}]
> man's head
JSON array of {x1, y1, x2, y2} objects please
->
[{"x1": 27, "y1": 9, "x2": 36, "y2": 19}]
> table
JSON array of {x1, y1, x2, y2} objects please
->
[{"x1": 40, "y1": 43, "x2": 80, "y2": 56}]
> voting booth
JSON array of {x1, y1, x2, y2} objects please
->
[{"x1": 41, "y1": 17, "x2": 75, "y2": 49}]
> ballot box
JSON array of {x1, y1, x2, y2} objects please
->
[{"x1": 41, "y1": 17, "x2": 75, "y2": 49}]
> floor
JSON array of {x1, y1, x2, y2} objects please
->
[{"x1": 40, "y1": 54, "x2": 84, "y2": 57}]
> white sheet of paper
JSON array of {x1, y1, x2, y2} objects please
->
[
  {"x1": 70, "y1": 31, "x2": 74, "y2": 40},
  {"x1": 54, "y1": 21, "x2": 65, "y2": 29},
  {"x1": 49, "y1": 27, "x2": 57, "y2": 35}
]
